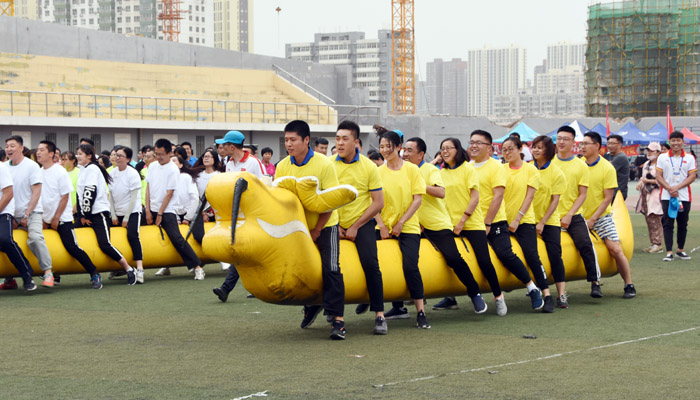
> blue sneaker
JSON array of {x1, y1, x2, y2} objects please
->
[
  {"x1": 91, "y1": 274, "x2": 103, "y2": 290},
  {"x1": 528, "y1": 288, "x2": 543, "y2": 310},
  {"x1": 470, "y1": 294, "x2": 487, "y2": 314},
  {"x1": 432, "y1": 296, "x2": 458, "y2": 310}
]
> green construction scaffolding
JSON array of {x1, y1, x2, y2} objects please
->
[{"x1": 586, "y1": 0, "x2": 700, "y2": 118}]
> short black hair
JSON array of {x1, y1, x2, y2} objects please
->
[
  {"x1": 669, "y1": 131, "x2": 684, "y2": 140},
  {"x1": 285, "y1": 120, "x2": 311, "y2": 140},
  {"x1": 379, "y1": 131, "x2": 402, "y2": 148},
  {"x1": 584, "y1": 131, "x2": 602, "y2": 147},
  {"x1": 557, "y1": 126, "x2": 576, "y2": 136},
  {"x1": 509, "y1": 132, "x2": 521, "y2": 139},
  {"x1": 39, "y1": 140, "x2": 57, "y2": 155},
  {"x1": 314, "y1": 137, "x2": 329, "y2": 146},
  {"x1": 140, "y1": 145, "x2": 154, "y2": 153},
  {"x1": 261, "y1": 147, "x2": 273, "y2": 156},
  {"x1": 154, "y1": 138, "x2": 173, "y2": 153},
  {"x1": 470, "y1": 129, "x2": 493, "y2": 144},
  {"x1": 608, "y1": 134, "x2": 623, "y2": 143},
  {"x1": 406, "y1": 137, "x2": 427, "y2": 154},
  {"x1": 662, "y1": 142, "x2": 671, "y2": 150},
  {"x1": 119, "y1": 146, "x2": 134, "y2": 160},
  {"x1": 80, "y1": 137, "x2": 95, "y2": 146},
  {"x1": 6, "y1": 135, "x2": 23, "y2": 145},
  {"x1": 337, "y1": 120, "x2": 361, "y2": 140},
  {"x1": 181, "y1": 141, "x2": 193, "y2": 148}
]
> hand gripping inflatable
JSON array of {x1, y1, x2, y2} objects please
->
[{"x1": 203, "y1": 172, "x2": 634, "y2": 305}]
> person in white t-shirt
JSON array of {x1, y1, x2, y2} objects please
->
[
  {"x1": 76, "y1": 144, "x2": 136, "y2": 286},
  {"x1": 656, "y1": 131, "x2": 698, "y2": 261},
  {"x1": 37, "y1": 141, "x2": 104, "y2": 289},
  {"x1": 0, "y1": 160, "x2": 36, "y2": 291},
  {"x1": 189, "y1": 149, "x2": 222, "y2": 244},
  {"x1": 109, "y1": 146, "x2": 144, "y2": 283},
  {"x1": 1, "y1": 135, "x2": 54, "y2": 290},
  {"x1": 146, "y1": 139, "x2": 205, "y2": 280}
]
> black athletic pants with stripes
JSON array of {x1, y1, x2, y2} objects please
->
[
  {"x1": 116, "y1": 213, "x2": 143, "y2": 261},
  {"x1": 56, "y1": 221, "x2": 98, "y2": 276},
  {"x1": 564, "y1": 214, "x2": 599, "y2": 283},
  {"x1": 152, "y1": 211, "x2": 201, "y2": 270},
  {"x1": 423, "y1": 228, "x2": 480, "y2": 299},
  {"x1": 0, "y1": 214, "x2": 34, "y2": 284},
  {"x1": 512, "y1": 223, "x2": 550, "y2": 290},
  {"x1": 87, "y1": 211, "x2": 124, "y2": 262},
  {"x1": 486, "y1": 221, "x2": 533, "y2": 285},
  {"x1": 539, "y1": 225, "x2": 566, "y2": 284},
  {"x1": 316, "y1": 224, "x2": 345, "y2": 317},
  {"x1": 458, "y1": 230, "x2": 502, "y2": 298},
  {"x1": 351, "y1": 219, "x2": 384, "y2": 312},
  {"x1": 388, "y1": 233, "x2": 424, "y2": 309}
]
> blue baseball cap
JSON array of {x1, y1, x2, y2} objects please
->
[{"x1": 215, "y1": 130, "x2": 245, "y2": 145}]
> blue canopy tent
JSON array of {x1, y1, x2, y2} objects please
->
[
  {"x1": 589, "y1": 123, "x2": 608, "y2": 145},
  {"x1": 613, "y1": 121, "x2": 649, "y2": 144},
  {"x1": 645, "y1": 122, "x2": 668, "y2": 143},
  {"x1": 494, "y1": 121, "x2": 541, "y2": 143}
]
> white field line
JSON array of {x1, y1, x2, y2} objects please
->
[{"x1": 374, "y1": 326, "x2": 700, "y2": 388}]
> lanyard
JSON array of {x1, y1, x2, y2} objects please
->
[{"x1": 669, "y1": 155, "x2": 683, "y2": 176}]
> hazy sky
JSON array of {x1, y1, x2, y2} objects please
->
[{"x1": 253, "y1": 0, "x2": 593, "y2": 80}]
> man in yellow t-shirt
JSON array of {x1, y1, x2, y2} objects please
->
[
  {"x1": 552, "y1": 126, "x2": 602, "y2": 298},
  {"x1": 581, "y1": 132, "x2": 635, "y2": 299},
  {"x1": 275, "y1": 120, "x2": 346, "y2": 340},
  {"x1": 332, "y1": 121, "x2": 387, "y2": 335},
  {"x1": 403, "y1": 137, "x2": 487, "y2": 314},
  {"x1": 469, "y1": 130, "x2": 543, "y2": 311}
]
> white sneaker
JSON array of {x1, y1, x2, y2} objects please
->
[
  {"x1": 136, "y1": 269, "x2": 144, "y2": 284},
  {"x1": 495, "y1": 297, "x2": 507, "y2": 316},
  {"x1": 194, "y1": 268, "x2": 205, "y2": 280},
  {"x1": 221, "y1": 262, "x2": 230, "y2": 271},
  {"x1": 155, "y1": 267, "x2": 170, "y2": 276}
]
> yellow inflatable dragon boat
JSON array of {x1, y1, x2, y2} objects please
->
[{"x1": 201, "y1": 172, "x2": 633, "y2": 305}]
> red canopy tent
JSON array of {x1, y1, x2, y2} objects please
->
[{"x1": 680, "y1": 127, "x2": 700, "y2": 144}]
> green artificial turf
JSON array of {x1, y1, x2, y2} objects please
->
[{"x1": 2, "y1": 212, "x2": 700, "y2": 399}]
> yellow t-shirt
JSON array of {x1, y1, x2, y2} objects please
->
[
  {"x1": 417, "y1": 162, "x2": 453, "y2": 231},
  {"x1": 333, "y1": 151, "x2": 382, "y2": 229},
  {"x1": 582, "y1": 156, "x2": 618, "y2": 220},
  {"x1": 67, "y1": 167, "x2": 79, "y2": 208},
  {"x1": 552, "y1": 155, "x2": 589, "y2": 217},
  {"x1": 473, "y1": 157, "x2": 507, "y2": 224},
  {"x1": 504, "y1": 162, "x2": 540, "y2": 225},
  {"x1": 532, "y1": 161, "x2": 566, "y2": 227},
  {"x1": 275, "y1": 148, "x2": 340, "y2": 229},
  {"x1": 441, "y1": 161, "x2": 485, "y2": 231},
  {"x1": 378, "y1": 161, "x2": 426, "y2": 235}
]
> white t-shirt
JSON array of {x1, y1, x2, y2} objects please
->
[
  {"x1": 0, "y1": 163, "x2": 15, "y2": 216},
  {"x1": 175, "y1": 173, "x2": 198, "y2": 217},
  {"x1": 41, "y1": 163, "x2": 75, "y2": 223},
  {"x1": 7, "y1": 157, "x2": 43, "y2": 216},
  {"x1": 77, "y1": 163, "x2": 111, "y2": 215},
  {"x1": 109, "y1": 166, "x2": 142, "y2": 216},
  {"x1": 522, "y1": 146, "x2": 533, "y2": 162},
  {"x1": 656, "y1": 150, "x2": 697, "y2": 201},
  {"x1": 146, "y1": 160, "x2": 180, "y2": 214},
  {"x1": 225, "y1": 151, "x2": 264, "y2": 178},
  {"x1": 196, "y1": 170, "x2": 219, "y2": 197}
]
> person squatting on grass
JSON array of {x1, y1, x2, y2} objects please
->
[{"x1": 76, "y1": 144, "x2": 136, "y2": 286}]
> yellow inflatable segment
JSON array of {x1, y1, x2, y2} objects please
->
[
  {"x1": 204, "y1": 172, "x2": 633, "y2": 305},
  {"x1": 0, "y1": 223, "x2": 216, "y2": 278}
]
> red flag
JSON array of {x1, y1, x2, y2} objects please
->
[
  {"x1": 667, "y1": 105, "x2": 674, "y2": 139},
  {"x1": 606, "y1": 104, "x2": 610, "y2": 137}
]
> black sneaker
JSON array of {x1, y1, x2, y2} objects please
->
[
  {"x1": 676, "y1": 251, "x2": 691, "y2": 260},
  {"x1": 330, "y1": 320, "x2": 346, "y2": 340},
  {"x1": 590, "y1": 282, "x2": 603, "y2": 298},
  {"x1": 432, "y1": 296, "x2": 458, "y2": 310},
  {"x1": 384, "y1": 306, "x2": 409, "y2": 320},
  {"x1": 246, "y1": 293, "x2": 256, "y2": 298},
  {"x1": 301, "y1": 305, "x2": 322, "y2": 329},
  {"x1": 355, "y1": 303, "x2": 370, "y2": 315},
  {"x1": 373, "y1": 316, "x2": 388, "y2": 335},
  {"x1": 662, "y1": 253, "x2": 674, "y2": 262},
  {"x1": 213, "y1": 287, "x2": 228, "y2": 303},
  {"x1": 91, "y1": 274, "x2": 103, "y2": 290},
  {"x1": 126, "y1": 269, "x2": 136, "y2": 286},
  {"x1": 416, "y1": 310, "x2": 431, "y2": 329},
  {"x1": 24, "y1": 280, "x2": 37, "y2": 292},
  {"x1": 326, "y1": 314, "x2": 334, "y2": 323},
  {"x1": 54, "y1": 274, "x2": 61, "y2": 286},
  {"x1": 542, "y1": 295, "x2": 554, "y2": 313},
  {"x1": 623, "y1": 284, "x2": 636, "y2": 299}
]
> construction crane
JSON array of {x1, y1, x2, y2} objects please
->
[
  {"x1": 158, "y1": 0, "x2": 183, "y2": 42},
  {"x1": 0, "y1": 0, "x2": 13, "y2": 16},
  {"x1": 391, "y1": 0, "x2": 415, "y2": 114}
]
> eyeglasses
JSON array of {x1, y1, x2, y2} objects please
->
[
  {"x1": 115, "y1": 154, "x2": 127, "y2": 158},
  {"x1": 502, "y1": 146, "x2": 517, "y2": 153},
  {"x1": 556, "y1": 136, "x2": 574, "y2": 142},
  {"x1": 581, "y1": 142, "x2": 596, "y2": 146},
  {"x1": 440, "y1": 146, "x2": 456, "y2": 152},
  {"x1": 607, "y1": 141, "x2": 621, "y2": 145},
  {"x1": 469, "y1": 141, "x2": 489, "y2": 147}
]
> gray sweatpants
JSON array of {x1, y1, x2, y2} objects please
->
[{"x1": 15, "y1": 212, "x2": 52, "y2": 272}]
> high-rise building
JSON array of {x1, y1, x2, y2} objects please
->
[
  {"x1": 15, "y1": 0, "x2": 40, "y2": 19},
  {"x1": 213, "y1": 0, "x2": 252, "y2": 52},
  {"x1": 286, "y1": 30, "x2": 392, "y2": 103},
  {"x1": 467, "y1": 45, "x2": 527, "y2": 116},
  {"x1": 547, "y1": 42, "x2": 586, "y2": 71},
  {"x1": 156, "y1": 0, "x2": 213, "y2": 46},
  {"x1": 425, "y1": 58, "x2": 468, "y2": 116}
]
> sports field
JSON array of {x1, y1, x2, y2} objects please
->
[{"x1": 2, "y1": 211, "x2": 700, "y2": 399}]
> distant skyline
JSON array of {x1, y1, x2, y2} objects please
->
[{"x1": 253, "y1": 0, "x2": 593, "y2": 81}]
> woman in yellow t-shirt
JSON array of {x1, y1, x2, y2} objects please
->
[
  {"x1": 531, "y1": 135, "x2": 569, "y2": 308},
  {"x1": 502, "y1": 136, "x2": 553, "y2": 313},
  {"x1": 375, "y1": 131, "x2": 430, "y2": 328},
  {"x1": 439, "y1": 138, "x2": 505, "y2": 314}
]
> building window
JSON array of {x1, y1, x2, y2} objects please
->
[
  {"x1": 69, "y1": 134, "x2": 79, "y2": 152},
  {"x1": 45, "y1": 132, "x2": 56, "y2": 143}
]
